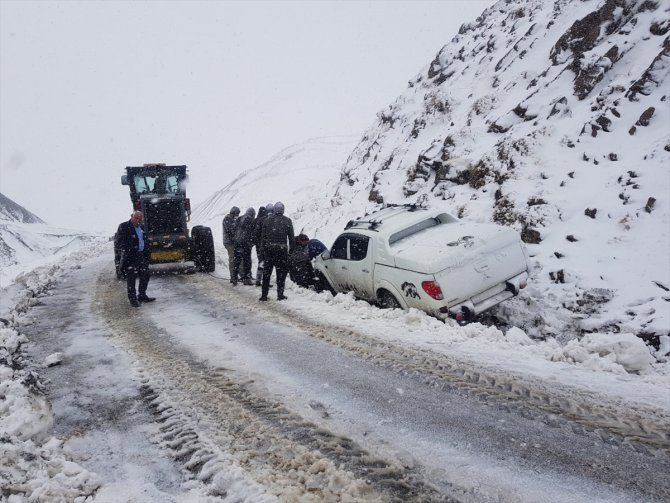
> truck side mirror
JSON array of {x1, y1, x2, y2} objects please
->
[
  {"x1": 121, "y1": 175, "x2": 129, "y2": 185},
  {"x1": 321, "y1": 251, "x2": 331, "y2": 260}
]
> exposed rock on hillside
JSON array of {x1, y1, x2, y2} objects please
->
[{"x1": 329, "y1": 0, "x2": 670, "y2": 341}]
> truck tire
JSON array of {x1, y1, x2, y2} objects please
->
[
  {"x1": 315, "y1": 271, "x2": 337, "y2": 296},
  {"x1": 192, "y1": 225, "x2": 215, "y2": 273},
  {"x1": 378, "y1": 289, "x2": 401, "y2": 310}
]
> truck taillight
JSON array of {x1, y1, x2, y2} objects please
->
[
  {"x1": 422, "y1": 281, "x2": 444, "y2": 300},
  {"x1": 184, "y1": 198, "x2": 190, "y2": 211},
  {"x1": 133, "y1": 200, "x2": 141, "y2": 210}
]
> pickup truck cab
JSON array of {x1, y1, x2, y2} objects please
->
[{"x1": 313, "y1": 205, "x2": 530, "y2": 321}]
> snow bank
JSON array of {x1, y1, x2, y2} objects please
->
[
  {"x1": 554, "y1": 332, "x2": 656, "y2": 374},
  {"x1": 0, "y1": 240, "x2": 106, "y2": 500}
]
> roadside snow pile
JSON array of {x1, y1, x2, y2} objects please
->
[
  {"x1": 0, "y1": 324, "x2": 101, "y2": 500},
  {"x1": 281, "y1": 282, "x2": 669, "y2": 380},
  {"x1": 552, "y1": 332, "x2": 656, "y2": 374},
  {"x1": 0, "y1": 240, "x2": 106, "y2": 501},
  {"x1": 0, "y1": 329, "x2": 52, "y2": 440}
]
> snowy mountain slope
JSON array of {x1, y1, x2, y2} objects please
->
[
  {"x1": 0, "y1": 192, "x2": 103, "y2": 287},
  {"x1": 0, "y1": 192, "x2": 44, "y2": 224},
  {"x1": 192, "y1": 136, "x2": 358, "y2": 243},
  {"x1": 322, "y1": 0, "x2": 670, "y2": 341}
]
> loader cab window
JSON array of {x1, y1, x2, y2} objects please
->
[{"x1": 133, "y1": 173, "x2": 182, "y2": 195}]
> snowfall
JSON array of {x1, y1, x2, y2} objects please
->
[
  {"x1": 2, "y1": 0, "x2": 670, "y2": 499},
  {"x1": 1, "y1": 135, "x2": 669, "y2": 500}
]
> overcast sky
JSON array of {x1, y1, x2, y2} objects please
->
[{"x1": 1, "y1": 0, "x2": 493, "y2": 232}]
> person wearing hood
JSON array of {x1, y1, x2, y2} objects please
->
[
  {"x1": 222, "y1": 206, "x2": 240, "y2": 283},
  {"x1": 259, "y1": 201, "x2": 294, "y2": 301},
  {"x1": 232, "y1": 207, "x2": 256, "y2": 285},
  {"x1": 253, "y1": 203, "x2": 272, "y2": 286}
]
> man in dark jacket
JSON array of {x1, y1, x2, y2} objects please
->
[
  {"x1": 253, "y1": 203, "x2": 273, "y2": 286},
  {"x1": 259, "y1": 201, "x2": 294, "y2": 301},
  {"x1": 232, "y1": 207, "x2": 256, "y2": 285},
  {"x1": 289, "y1": 235, "x2": 329, "y2": 291},
  {"x1": 116, "y1": 211, "x2": 154, "y2": 307},
  {"x1": 222, "y1": 206, "x2": 240, "y2": 284},
  {"x1": 289, "y1": 234, "x2": 314, "y2": 288}
]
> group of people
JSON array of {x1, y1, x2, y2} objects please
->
[
  {"x1": 117, "y1": 203, "x2": 329, "y2": 308},
  {"x1": 223, "y1": 202, "x2": 329, "y2": 301}
]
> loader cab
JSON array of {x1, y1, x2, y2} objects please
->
[{"x1": 121, "y1": 164, "x2": 189, "y2": 199}]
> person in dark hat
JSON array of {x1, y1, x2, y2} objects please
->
[
  {"x1": 253, "y1": 204, "x2": 274, "y2": 286},
  {"x1": 232, "y1": 207, "x2": 256, "y2": 285},
  {"x1": 222, "y1": 206, "x2": 240, "y2": 283},
  {"x1": 259, "y1": 201, "x2": 294, "y2": 301}
]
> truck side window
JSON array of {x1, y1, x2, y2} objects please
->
[
  {"x1": 349, "y1": 235, "x2": 369, "y2": 261},
  {"x1": 331, "y1": 236, "x2": 348, "y2": 259}
]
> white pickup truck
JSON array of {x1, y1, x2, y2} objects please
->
[{"x1": 313, "y1": 205, "x2": 531, "y2": 322}]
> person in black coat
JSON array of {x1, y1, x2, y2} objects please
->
[
  {"x1": 289, "y1": 234, "x2": 329, "y2": 292},
  {"x1": 259, "y1": 201, "x2": 294, "y2": 301},
  {"x1": 253, "y1": 204, "x2": 272, "y2": 286},
  {"x1": 116, "y1": 211, "x2": 154, "y2": 307},
  {"x1": 232, "y1": 207, "x2": 256, "y2": 285}
]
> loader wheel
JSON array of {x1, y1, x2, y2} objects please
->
[{"x1": 192, "y1": 226, "x2": 215, "y2": 272}]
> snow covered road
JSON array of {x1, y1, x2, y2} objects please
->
[{"x1": 19, "y1": 255, "x2": 670, "y2": 502}]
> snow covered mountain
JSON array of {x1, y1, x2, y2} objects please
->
[
  {"x1": 0, "y1": 192, "x2": 44, "y2": 224},
  {"x1": 194, "y1": 0, "x2": 669, "y2": 345},
  {"x1": 0, "y1": 192, "x2": 102, "y2": 287},
  {"x1": 192, "y1": 136, "x2": 358, "y2": 242}
]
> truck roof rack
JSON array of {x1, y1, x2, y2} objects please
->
[{"x1": 343, "y1": 203, "x2": 427, "y2": 230}]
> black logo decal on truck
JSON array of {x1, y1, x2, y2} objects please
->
[{"x1": 401, "y1": 282, "x2": 420, "y2": 299}]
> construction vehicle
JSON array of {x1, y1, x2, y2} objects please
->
[{"x1": 114, "y1": 163, "x2": 215, "y2": 278}]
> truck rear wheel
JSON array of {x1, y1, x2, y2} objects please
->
[
  {"x1": 378, "y1": 289, "x2": 401, "y2": 310},
  {"x1": 192, "y1": 226, "x2": 215, "y2": 273}
]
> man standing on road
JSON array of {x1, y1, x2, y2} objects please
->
[
  {"x1": 232, "y1": 207, "x2": 256, "y2": 285},
  {"x1": 253, "y1": 203, "x2": 273, "y2": 286},
  {"x1": 222, "y1": 206, "x2": 240, "y2": 284},
  {"x1": 259, "y1": 201, "x2": 294, "y2": 301},
  {"x1": 116, "y1": 211, "x2": 155, "y2": 307}
]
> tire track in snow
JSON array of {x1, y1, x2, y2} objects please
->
[
  {"x1": 93, "y1": 272, "x2": 452, "y2": 502},
  {"x1": 190, "y1": 273, "x2": 670, "y2": 458}
]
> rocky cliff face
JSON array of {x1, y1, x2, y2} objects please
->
[{"x1": 329, "y1": 0, "x2": 669, "y2": 340}]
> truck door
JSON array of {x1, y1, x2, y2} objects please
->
[
  {"x1": 327, "y1": 234, "x2": 351, "y2": 291},
  {"x1": 345, "y1": 234, "x2": 373, "y2": 300}
]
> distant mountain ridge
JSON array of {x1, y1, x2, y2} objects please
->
[
  {"x1": 0, "y1": 192, "x2": 101, "y2": 285},
  {"x1": 0, "y1": 192, "x2": 45, "y2": 224}
]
